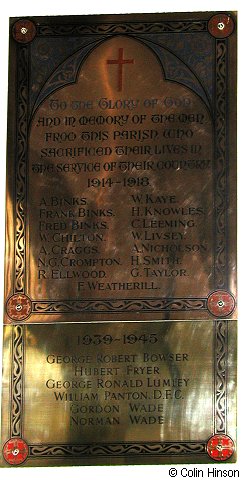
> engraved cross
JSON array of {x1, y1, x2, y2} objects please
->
[{"x1": 107, "y1": 48, "x2": 134, "y2": 92}]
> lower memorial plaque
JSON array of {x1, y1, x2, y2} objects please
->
[{"x1": 0, "y1": 11, "x2": 237, "y2": 466}]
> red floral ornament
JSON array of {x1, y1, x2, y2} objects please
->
[
  {"x1": 208, "y1": 14, "x2": 235, "y2": 38},
  {"x1": 207, "y1": 435, "x2": 234, "y2": 461},
  {"x1": 207, "y1": 290, "x2": 235, "y2": 317},
  {"x1": 12, "y1": 19, "x2": 36, "y2": 43},
  {"x1": 7, "y1": 294, "x2": 32, "y2": 321},
  {"x1": 3, "y1": 438, "x2": 28, "y2": 465}
]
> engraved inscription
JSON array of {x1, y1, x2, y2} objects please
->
[
  {"x1": 28, "y1": 37, "x2": 213, "y2": 303},
  {"x1": 23, "y1": 322, "x2": 213, "y2": 443}
]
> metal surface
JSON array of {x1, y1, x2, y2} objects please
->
[{"x1": 0, "y1": 11, "x2": 237, "y2": 466}]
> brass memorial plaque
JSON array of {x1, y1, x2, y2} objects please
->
[{"x1": 0, "y1": 12, "x2": 237, "y2": 466}]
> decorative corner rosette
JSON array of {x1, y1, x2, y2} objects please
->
[
  {"x1": 6, "y1": 294, "x2": 32, "y2": 322},
  {"x1": 3, "y1": 438, "x2": 29, "y2": 465},
  {"x1": 12, "y1": 19, "x2": 36, "y2": 43},
  {"x1": 207, "y1": 290, "x2": 235, "y2": 317},
  {"x1": 208, "y1": 14, "x2": 235, "y2": 38},
  {"x1": 207, "y1": 435, "x2": 235, "y2": 461}
]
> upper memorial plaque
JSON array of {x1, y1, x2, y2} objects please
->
[
  {"x1": 1, "y1": 12, "x2": 237, "y2": 467},
  {"x1": 4, "y1": 12, "x2": 236, "y2": 324}
]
